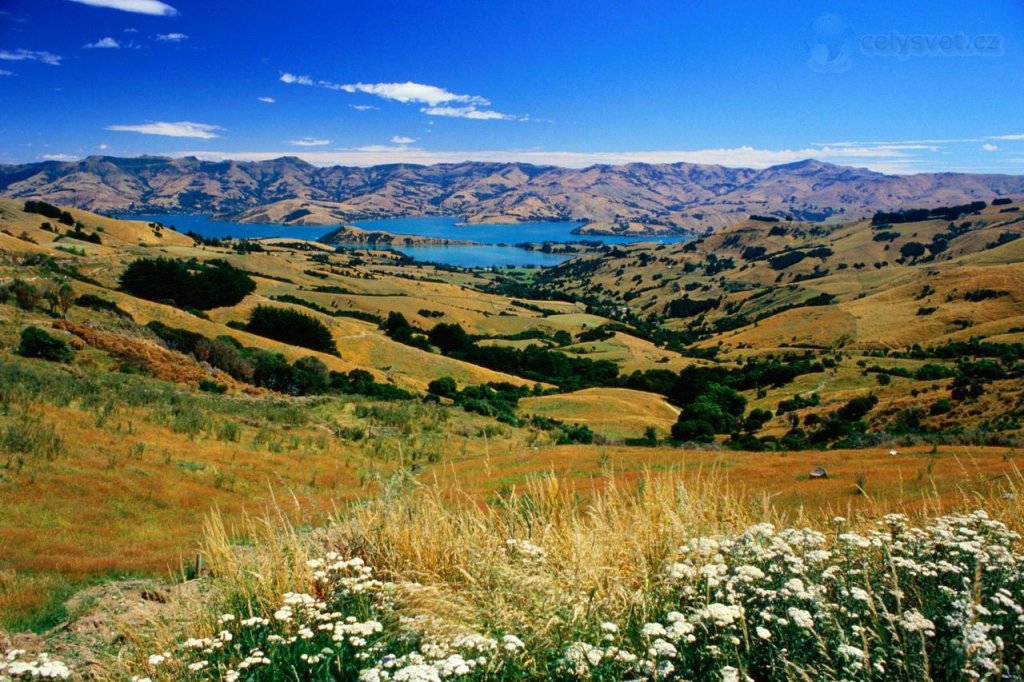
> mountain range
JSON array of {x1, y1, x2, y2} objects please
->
[{"x1": 1, "y1": 155, "x2": 1022, "y2": 233}]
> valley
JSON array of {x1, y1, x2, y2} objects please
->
[{"x1": 1, "y1": 192, "x2": 1022, "y2": 678}]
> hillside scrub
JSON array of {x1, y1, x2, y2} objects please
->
[
  {"x1": 17, "y1": 326, "x2": 73, "y2": 363},
  {"x1": 119, "y1": 257, "x2": 256, "y2": 310},
  {"x1": 146, "y1": 320, "x2": 405, "y2": 398},
  {"x1": 381, "y1": 318, "x2": 619, "y2": 391},
  {"x1": 245, "y1": 305, "x2": 339, "y2": 356},
  {"x1": 111, "y1": 472, "x2": 1024, "y2": 681}
]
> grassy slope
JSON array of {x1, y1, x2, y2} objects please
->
[{"x1": 1, "y1": 198, "x2": 1023, "y2": 649}]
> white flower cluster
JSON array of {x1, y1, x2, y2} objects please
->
[
  {"x1": 0, "y1": 650, "x2": 71, "y2": 680},
  {"x1": 358, "y1": 633, "x2": 522, "y2": 681},
  {"x1": 558, "y1": 510, "x2": 1023, "y2": 680},
  {"x1": 147, "y1": 552, "x2": 393, "y2": 680},
  {"x1": 139, "y1": 511, "x2": 1022, "y2": 681},
  {"x1": 151, "y1": 552, "x2": 530, "y2": 681}
]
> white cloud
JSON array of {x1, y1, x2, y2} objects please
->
[
  {"x1": 156, "y1": 32, "x2": 187, "y2": 42},
  {"x1": 982, "y1": 143, "x2": 998, "y2": 152},
  {"x1": 84, "y1": 37, "x2": 120, "y2": 48},
  {"x1": 390, "y1": 136, "x2": 416, "y2": 144},
  {"x1": 257, "y1": 96, "x2": 275, "y2": 104},
  {"x1": 66, "y1": 0, "x2": 178, "y2": 16},
  {"x1": 281, "y1": 72, "x2": 520, "y2": 120},
  {"x1": 338, "y1": 82, "x2": 488, "y2": 106},
  {"x1": 986, "y1": 134, "x2": 1024, "y2": 141},
  {"x1": 280, "y1": 72, "x2": 314, "y2": 86},
  {"x1": 421, "y1": 105, "x2": 520, "y2": 121},
  {"x1": 99, "y1": 143, "x2": 109, "y2": 150},
  {"x1": 0, "y1": 49, "x2": 61, "y2": 66},
  {"x1": 41, "y1": 153, "x2": 81, "y2": 161},
  {"x1": 106, "y1": 121, "x2": 221, "y2": 138},
  {"x1": 350, "y1": 104, "x2": 377, "y2": 111},
  {"x1": 289, "y1": 137, "x2": 330, "y2": 147}
]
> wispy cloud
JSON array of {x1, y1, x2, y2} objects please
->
[
  {"x1": 257, "y1": 96, "x2": 275, "y2": 104},
  {"x1": 289, "y1": 137, "x2": 330, "y2": 147},
  {"x1": 41, "y1": 153, "x2": 81, "y2": 161},
  {"x1": 106, "y1": 121, "x2": 221, "y2": 138},
  {"x1": 281, "y1": 72, "x2": 487, "y2": 106},
  {"x1": 341, "y1": 82, "x2": 488, "y2": 106},
  {"x1": 986, "y1": 133, "x2": 1024, "y2": 141},
  {"x1": 390, "y1": 136, "x2": 416, "y2": 144},
  {"x1": 156, "y1": 32, "x2": 187, "y2": 42},
  {"x1": 0, "y1": 69, "x2": 13, "y2": 76},
  {"x1": 281, "y1": 72, "x2": 520, "y2": 120},
  {"x1": 66, "y1": 0, "x2": 178, "y2": 16},
  {"x1": 279, "y1": 73, "x2": 314, "y2": 86},
  {"x1": 84, "y1": 36, "x2": 120, "y2": 48},
  {"x1": 421, "y1": 105, "x2": 522, "y2": 121},
  {"x1": 350, "y1": 104, "x2": 377, "y2": 112},
  {"x1": 0, "y1": 49, "x2": 61, "y2": 65}
]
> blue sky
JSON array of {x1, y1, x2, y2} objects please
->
[{"x1": 1, "y1": 0, "x2": 1022, "y2": 173}]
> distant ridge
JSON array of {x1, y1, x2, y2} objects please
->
[{"x1": 1, "y1": 155, "x2": 1022, "y2": 231}]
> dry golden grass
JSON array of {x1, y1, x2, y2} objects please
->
[
  {"x1": 520, "y1": 388, "x2": 679, "y2": 440},
  {"x1": 109, "y1": 455, "x2": 1023, "y2": 682},
  {"x1": 0, "y1": 198, "x2": 194, "y2": 249}
]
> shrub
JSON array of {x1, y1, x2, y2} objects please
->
[
  {"x1": 332, "y1": 370, "x2": 412, "y2": 401},
  {"x1": 23, "y1": 199, "x2": 64, "y2": 219},
  {"x1": 17, "y1": 326, "x2": 73, "y2": 363},
  {"x1": 964, "y1": 289, "x2": 1009, "y2": 302},
  {"x1": 245, "y1": 306, "x2": 338, "y2": 356},
  {"x1": 666, "y1": 295, "x2": 719, "y2": 318},
  {"x1": 10, "y1": 279, "x2": 41, "y2": 311},
  {"x1": 899, "y1": 241, "x2": 927, "y2": 260},
  {"x1": 198, "y1": 380, "x2": 227, "y2": 394},
  {"x1": 914, "y1": 364, "x2": 956, "y2": 381},
  {"x1": 768, "y1": 250, "x2": 806, "y2": 270},
  {"x1": 836, "y1": 395, "x2": 878, "y2": 422},
  {"x1": 427, "y1": 376, "x2": 458, "y2": 399},
  {"x1": 671, "y1": 418, "x2": 715, "y2": 442},
  {"x1": 740, "y1": 245, "x2": 767, "y2": 261},
  {"x1": 557, "y1": 423, "x2": 594, "y2": 444},
  {"x1": 428, "y1": 323, "x2": 474, "y2": 355},
  {"x1": 292, "y1": 356, "x2": 330, "y2": 394},
  {"x1": 119, "y1": 257, "x2": 256, "y2": 310}
]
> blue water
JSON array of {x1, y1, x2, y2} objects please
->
[{"x1": 126, "y1": 214, "x2": 684, "y2": 268}]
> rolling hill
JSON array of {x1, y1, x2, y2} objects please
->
[{"x1": 2, "y1": 156, "x2": 1023, "y2": 232}]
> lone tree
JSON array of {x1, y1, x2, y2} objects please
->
[
  {"x1": 427, "y1": 376, "x2": 458, "y2": 399},
  {"x1": 900, "y1": 241, "x2": 927, "y2": 261}
]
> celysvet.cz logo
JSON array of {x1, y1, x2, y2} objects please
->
[
  {"x1": 861, "y1": 31, "x2": 1004, "y2": 59},
  {"x1": 807, "y1": 14, "x2": 1005, "y2": 72}
]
